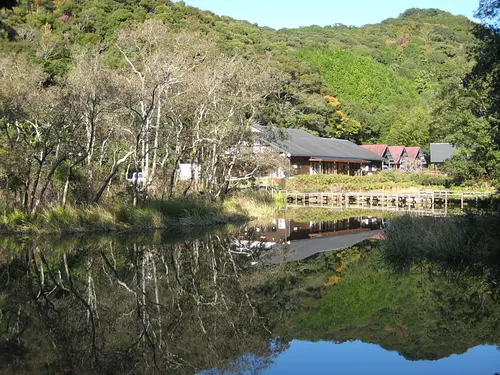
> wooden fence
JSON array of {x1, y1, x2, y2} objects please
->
[{"x1": 283, "y1": 190, "x2": 499, "y2": 216}]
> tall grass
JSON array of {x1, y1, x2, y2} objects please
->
[
  {"x1": 1, "y1": 190, "x2": 323, "y2": 235},
  {"x1": 224, "y1": 190, "x2": 278, "y2": 220},
  {"x1": 0, "y1": 209, "x2": 32, "y2": 233},
  {"x1": 0, "y1": 197, "x2": 249, "y2": 235},
  {"x1": 383, "y1": 214, "x2": 500, "y2": 274}
]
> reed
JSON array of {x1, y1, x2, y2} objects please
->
[{"x1": 382, "y1": 214, "x2": 500, "y2": 274}]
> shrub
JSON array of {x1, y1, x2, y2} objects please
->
[
  {"x1": 284, "y1": 173, "x2": 449, "y2": 193},
  {"x1": 410, "y1": 173, "x2": 451, "y2": 187}
]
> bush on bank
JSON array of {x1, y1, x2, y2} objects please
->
[{"x1": 284, "y1": 172, "x2": 452, "y2": 193}]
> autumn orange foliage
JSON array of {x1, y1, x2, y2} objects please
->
[
  {"x1": 324, "y1": 275, "x2": 341, "y2": 286},
  {"x1": 324, "y1": 95, "x2": 341, "y2": 108}
]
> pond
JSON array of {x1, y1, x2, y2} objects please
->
[{"x1": 1, "y1": 215, "x2": 499, "y2": 374}]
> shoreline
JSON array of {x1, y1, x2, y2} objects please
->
[{"x1": 0, "y1": 198, "x2": 250, "y2": 236}]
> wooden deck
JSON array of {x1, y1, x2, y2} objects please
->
[{"x1": 284, "y1": 190, "x2": 499, "y2": 216}]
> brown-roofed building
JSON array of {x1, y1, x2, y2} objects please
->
[
  {"x1": 404, "y1": 146, "x2": 427, "y2": 172},
  {"x1": 253, "y1": 126, "x2": 384, "y2": 176},
  {"x1": 360, "y1": 144, "x2": 394, "y2": 170},
  {"x1": 388, "y1": 146, "x2": 409, "y2": 171}
]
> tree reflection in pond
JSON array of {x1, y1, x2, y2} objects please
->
[
  {"x1": 1, "y1": 228, "x2": 500, "y2": 374},
  {"x1": 272, "y1": 243, "x2": 500, "y2": 362},
  {"x1": 0, "y1": 233, "x2": 288, "y2": 374}
]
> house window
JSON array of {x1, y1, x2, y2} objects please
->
[
  {"x1": 310, "y1": 161, "x2": 320, "y2": 175},
  {"x1": 322, "y1": 162, "x2": 334, "y2": 174}
]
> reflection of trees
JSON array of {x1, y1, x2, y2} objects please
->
[
  {"x1": 376, "y1": 239, "x2": 500, "y2": 360},
  {"x1": 4, "y1": 232, "x2": 499, "y2": 372},
  {"x1": 266, "y1": 245, "x2": 500, "y2": 361},
  {"x1": 395, "y1": 266, "x2": 499, "y2": 360},
  {"x1": 0, "y1": 233, "x2": 287, "y2": 374}
]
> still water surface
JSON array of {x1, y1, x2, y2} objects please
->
[
  {"x1": 251, "y1": 341, "x2": 499, "y2": 375},
  {"x1": 1, "y1": 215, "x2": 499, "y2": 374}
]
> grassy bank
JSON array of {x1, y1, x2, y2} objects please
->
[
  {"x1": 226, "y1": 190, "x2": 285, "y2": 219},
  {"x1": 0, "y1": 198, "x2": 249, "y2": 235},
  {"x1": 383, "y1": 214, "x2": 500, "y2": 274},
  {"x1": 285, "y1": 172, "x2": 453, "y2": 193}
]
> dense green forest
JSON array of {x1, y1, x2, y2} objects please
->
[{"x1": 0, "y1": 0, "x2": 499, "y2": 212}]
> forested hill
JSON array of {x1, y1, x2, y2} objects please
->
[{"x1": 0, "y1": 0, "x2": 474, "y2": 147}]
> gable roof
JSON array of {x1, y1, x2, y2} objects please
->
[
  {"x1": 360, "y1": 144, "x2": 388, "y2": 157},
  {"x1": 405, "y1": 146, "x2": 422, "y2": 160},
  {"x1": 388, "y1": 146, "x2": 406, "y2": 163},
  {"x1": 316, "y1": 138, "x2": 384, "y2": 162},
  {"x1": 257, "y1": 126, "x2": 383, "y2": 162},
  {"x1": 430, "y1": 143, "x2": 456, "y2": 163}
]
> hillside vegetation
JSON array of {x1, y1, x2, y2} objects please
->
[
  {"x1": 0, "y1": 0, "x2": 498, "y2": 213},
  {"x1": 0, "y1": 1, "x2": 474, "y2": 145}
]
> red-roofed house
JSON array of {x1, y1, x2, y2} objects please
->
[
  {"x1": 360, "y1": 144, "x2": 394, "y2": 170},
  {"x1": 404, "y1": 146, "x2": 427, "y2": 172},
  {"x1": 388, "y1": 146, "x2": 409, "y2": 171}
]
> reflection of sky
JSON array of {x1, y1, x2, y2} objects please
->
[{"x1": 261, "y1": 340, "x2": 500, "y2": 375}]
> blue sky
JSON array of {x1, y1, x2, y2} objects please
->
[{"x1": 179, "y1": 0, "x2": 480, "y2": 29}]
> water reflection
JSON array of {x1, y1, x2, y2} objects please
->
[
  {"x1": 0, "y1": 232, "x2": 286, "y2": 374},
  {"x1": 1, "y1": 225, "x2": 499, "y2": 374},
  {"x1": 244, "y1": 215, "x2": 384, "y2": 244},
  {"x1": 252, "y1": 341, "x2": 500, "y2": 375}
]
